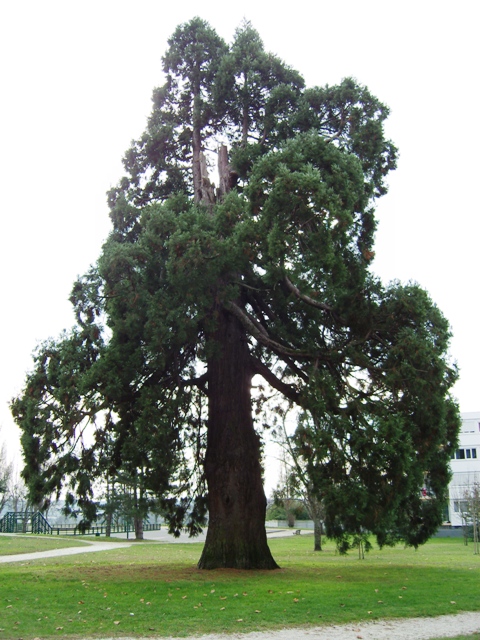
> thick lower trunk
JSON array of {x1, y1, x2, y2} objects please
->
[{"x1": 197, "y1": 308, "x2": 279, "y2": 570}]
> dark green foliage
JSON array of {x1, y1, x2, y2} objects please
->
[{"x1": 11, "y1": 18, "x2": 459, "y2": 566}]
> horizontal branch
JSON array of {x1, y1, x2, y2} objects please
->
[{"x1": 181, "y1": 372, "x2": 209, "y2": 393}]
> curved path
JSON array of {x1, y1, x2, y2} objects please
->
[
  {"x1": 0, "y1": 537, "x2": 133, "y2": 563},
  {"x1": 157, "y1": 613, "x2": 480, "y2": 640}
]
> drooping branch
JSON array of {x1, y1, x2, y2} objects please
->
[
  {"x1": 250, "y1": 357, "x2": 301, "y2": 406},
  {"x1": 224, "y1": 300, "x2": 313, "y2": 359}
]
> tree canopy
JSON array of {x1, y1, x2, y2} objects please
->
[{"x1": 11, "y1": 18, "x2": 460, "y2": 569}]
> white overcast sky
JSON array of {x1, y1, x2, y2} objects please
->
[{"x1": 1, "y1": 1, "x2": 478, "y2": 493}]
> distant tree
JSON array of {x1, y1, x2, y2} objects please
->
[
  {"x1": 11, "y1": 18, "x2": 460, "y2": 569},
  {"x1": 460, "y1": 481, "x2": 480, "y2": 554},
  {"x1": 270, "y1": 410, "x2": 325, "y2": 549},
  {"x1": 0, "y1": 432, "x2": 13, "y2": 514},
  {"x1": 8, "y1": 470, "x2": 27, "y2": 513}
]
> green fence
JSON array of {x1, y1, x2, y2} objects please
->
[{"x1": 0, "y1": 512, "x2": 161, "y2": 536}]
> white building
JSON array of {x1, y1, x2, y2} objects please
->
[{"x1": 446, "y1": 411, "x2": 480, "y2": 527}]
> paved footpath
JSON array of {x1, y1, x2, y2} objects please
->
[{"x1": 0, "y1": 537, "x2": 134, "y2": 563}]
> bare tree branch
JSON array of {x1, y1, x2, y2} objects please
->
[{"x1": 284, "y1": 276, "x2": 346, "y2": 324}]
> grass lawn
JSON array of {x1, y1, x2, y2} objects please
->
[
  {"x1": 0, "y1": 534, "x2": 94, "y2": 556},
  {"x1": 0, "y1": 534, "x2": 478, "y2": 639}
]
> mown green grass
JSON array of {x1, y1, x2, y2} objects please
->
[
  {"x1": 0, "y1": 534, "x2": 92, "y2": 555},
  {"x1": 0, "y1": 535, "x2": 478, "y2": 639}
]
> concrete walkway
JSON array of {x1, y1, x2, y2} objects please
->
[{"x1": 0, "y1": 537, "x2": 134, "y2": 563}]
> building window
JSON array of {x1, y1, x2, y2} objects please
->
[
  {"x1": 453, "y1": 500, "x2": 469, "y2": 513},
  {"x1": 451, "y1": 448, "x2": 477, "y2": 460}
]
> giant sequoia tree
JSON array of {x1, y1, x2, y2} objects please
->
[{"x1": 12, "y1": 19, "x2": 460, "y2": 569}]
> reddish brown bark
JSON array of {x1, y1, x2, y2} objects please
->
[{"x1": 197, "y1": 307, "x2": 278, "y2": 569}]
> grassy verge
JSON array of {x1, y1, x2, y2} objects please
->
[
  {"x1": 0, "y1": 534, "x2": 92, "y2": 556},
  {"x1": 0, "y1": 535, "x2": 478, "y2": 639}
]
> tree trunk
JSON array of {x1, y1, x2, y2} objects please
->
[
  {"x1": 313, "y1": 517, "x2": 323, "y2": 551},
  {"x1": 197, "y1": 307, "x2": 279, "y2": 569},
  {"x1": 192, "y1": 122, "x2": 202, "y2": 203},
  {"x1": 134, "y1": 515, "x2": 144, "y2": 540},
  {"x1": 105, "y1": 511, "x2": 112, "y2": 538}
]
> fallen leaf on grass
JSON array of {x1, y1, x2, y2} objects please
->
[
  {"x1": 242, "y1": 592, "x2": 248, "y2": 596},
  {"x1": 56, "y1": 627, "x2": 64, "y2": 630},
  {"x1": 220, "y1": 596, "x2": 227, "y2": 600},
  {"x1": 182, "y1": 595, "x2": 187, "y2": 599},
  {"x1": 255, "y1": 610, "x2": 261, "y2": 613},
  {"x1": 293, "y1": 598, "x2": 299, "y2": 603},
  {"x1": 236, "y1": 618, "x2": 243, "y2": 622},
  {"x1": 220, "y1": 607, "x2": 225, "y2": 611},
  {"x1": 450, "y1": 601, "x2": 457, "y2": 605},
  {"x1": 114, "y1": 621, "x2": 120, "y2": 625}
]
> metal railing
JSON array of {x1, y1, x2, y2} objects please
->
[{"x1": 0, "y1": 511, "x2": 161, "y2": 536}]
